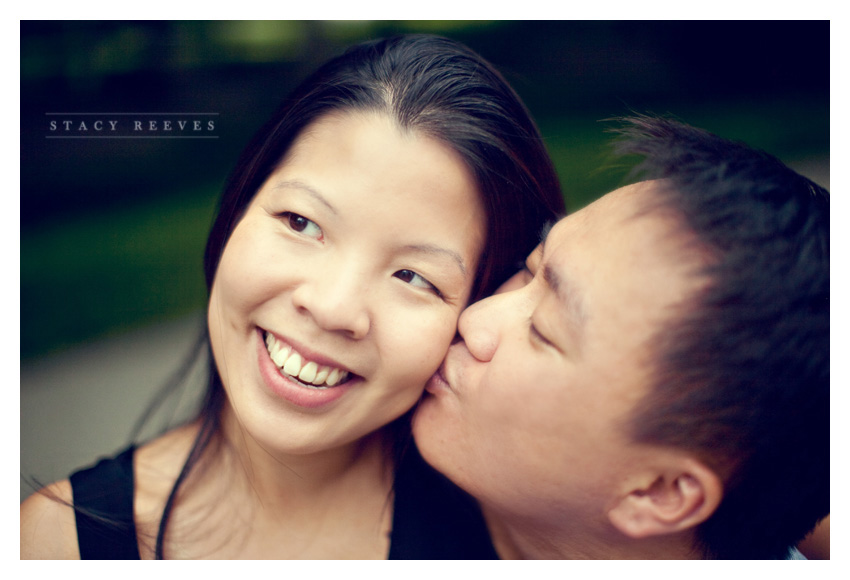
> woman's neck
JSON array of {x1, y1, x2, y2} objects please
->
[
  {"x1": 216, "y1": 402, "x2": 395, "y2": 514},
  {"x1": 145, "y1": 408, "x2": 397, "y2": 558}
]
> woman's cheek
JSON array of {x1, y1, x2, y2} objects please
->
[{"x1": 389, "y1": 309, "x2": 458, "y2": 384}]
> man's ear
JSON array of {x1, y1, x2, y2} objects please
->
[{"x1": 607, "y1": 458, "x2": 723, "y2": 539}]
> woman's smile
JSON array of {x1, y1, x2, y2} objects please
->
[
  {"x1": 264, "y1": 329, "x2": 354, "y2": 389},
  {"x1": 257, "y1": 328, "x2": 359, "y2": 409}
]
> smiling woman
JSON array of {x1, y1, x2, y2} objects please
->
[
  {"x1": 209, "y1": 111, "x2": 485, "y2": 454},
  {"x1": 20, "y1": 34, "x2": 564, "y2": 559}
]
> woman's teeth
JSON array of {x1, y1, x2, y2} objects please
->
[{"x1": 265, "y1": 332, "x2": 349, "y2": 388}]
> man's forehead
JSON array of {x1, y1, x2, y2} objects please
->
[
  {"x1": 539, "y1": 179, "x2": 701, "y2": 317},
  {"x1": 542, "y1": 181, "x2": 658, "y2": 247},
  {"x1": 583, "y1": 181, "x2": 660, "y2": 220}
]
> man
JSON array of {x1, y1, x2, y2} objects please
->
[{"x1": 413, "y1": 115, "x2": 829, "y2": 559}]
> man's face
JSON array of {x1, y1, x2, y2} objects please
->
[{"x1": 413, "y1": 181, "x2": 707, "y2": 527}]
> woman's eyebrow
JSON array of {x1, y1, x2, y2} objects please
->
[
  {"x1": 403, "y1": 244, "x2": 468, "y2": 278},
  {"x1": 272, "y1": 179, "x2": 337, "y2": 214}
]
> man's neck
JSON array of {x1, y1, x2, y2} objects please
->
[{"x1": 482, "y1": 504, "x2": 702, "y2": 560}]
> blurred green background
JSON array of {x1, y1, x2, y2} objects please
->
[{"x1": 20, "y1": 20, "x2": 829, "y2": 360}]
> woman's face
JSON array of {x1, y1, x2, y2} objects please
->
[{"x1": 208, "y1": 111, "x2": 486, "y2": 455}]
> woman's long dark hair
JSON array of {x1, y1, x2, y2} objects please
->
[{"x1": 153, "y1": 34, "x2": 564, "y2": 558}]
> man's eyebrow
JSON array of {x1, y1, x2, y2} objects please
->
[
  {"x1": 543, "y1": 262, "x2": 587, "y2": 334},
  {"x1": 538, "y1": 220, "x2": 556, "y2": 249},
  {"x1": 272, "y1": 180, "x2": 337, "y2": 214}
]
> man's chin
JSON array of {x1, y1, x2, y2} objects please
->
[
  {"x1": 411, "y1": 396, "x2": 448, "y2": 461},
  {"x1": 412, "y1": 396, "x2": 467, "y2": 480}
]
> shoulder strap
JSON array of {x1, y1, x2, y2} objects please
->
[
  {"x1": 69, "y1": 446, "x2": 141, "y2": 560},
  {"x1": 389, "y1": 442, "x2": 498, "y2": 559}
]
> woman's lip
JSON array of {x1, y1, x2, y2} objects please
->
[
  {"x1": 259, "y1": 327, "x2": 354, "y2": 375},
  {"x1": 256, "y1": 329, "x2": 356, "y2": 409}
]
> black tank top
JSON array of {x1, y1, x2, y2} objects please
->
[
  {"x1": 69, "y1": 444, "x2": 497, "y2": 559},
  {"x1": 69, "y1": 446, "x2": 141, "y2": 559}
]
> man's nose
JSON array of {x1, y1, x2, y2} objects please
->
[{"x1": 457, "y1": 293, "x2": 508, "y2": 363}]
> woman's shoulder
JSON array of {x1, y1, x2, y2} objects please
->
[
  {"x1": 133, "y1": 422, "x2": 202, "y2": 533},
  {"x1": 20, "y1": 479, "x2": 80, "y2": 559},
  {"x1": 20, "y1": 423, "x2": 201, "y2": 560}
]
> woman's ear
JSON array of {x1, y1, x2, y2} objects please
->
[{"x1": 607, "y1": 458, "x2": 723, "y2": 539}]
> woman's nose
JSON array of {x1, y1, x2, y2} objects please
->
[{"x1": 291, "y1": 258, "x2": 371, "y2": 340}]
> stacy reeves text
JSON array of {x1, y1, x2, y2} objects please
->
[{"x1": 45, "y1": 114, "x2": 218, "y2": 138}]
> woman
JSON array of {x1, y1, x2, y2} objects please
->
[{"x1": 20, "y1": 34, "x2": 564, "y2": 559}]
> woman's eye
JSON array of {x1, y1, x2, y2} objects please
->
[
  {"x1": 283, "y1": 212, "x2": 323, "y2": 241},
  {"x1": 394, "y1": 269, "x2": 442, "y2": 297}
]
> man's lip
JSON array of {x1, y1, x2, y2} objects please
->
[
  {"x1": 425, "y1": 356, "x2": 454, "y2": 395},
  {"x1": 258, "y1": 327, "x2": 356, "y2": 376},
  {"x1": 434, "y1": 339, "x2": 472, "y2": 393},
  {"x1": 434, "y1": 362, "x2": 450, "y2": 387}
]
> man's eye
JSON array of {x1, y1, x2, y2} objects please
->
[
  {"x1": 529, "y1": 321, "x2": 553, "y2": 347},
  {"x1": 283, "y1": 212, "x2": 323, "y2": 241},
  {"x1": 394, "y1": 269, "x2": 443, "y2": 298}
]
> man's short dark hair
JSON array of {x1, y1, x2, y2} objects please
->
[{"x1": 614, "y1": 115, "x2": 829, "y2": 559}]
